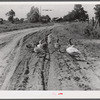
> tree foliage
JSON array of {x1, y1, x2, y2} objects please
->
[
  {"x1": 63, "y1": 11, "x2": 76, "y2": 21},
  {"x1": 0, "y1": 18, "x2": 3, "y2": 24},
  {"x1": 27, "y1": 6, "x2": 40, "y2": 23},
  {"x1": 94, "y1": 5, "x2": 100, "y2": 26},
  {"x1": 6, "y1": 9, "x2": 15, "y2": 23},
  {"x1": 94, "y1": 5, "x2": 100, "y2": 19},
  {"x1": 14, "y1": 17, "x2": 19, "y2": 22},
  {"x1": 63, "y1": 4, "x2": 89, "y2": 22},
  {"x1": 19, "y1": 18, "x2": 24, "y2": 23}
]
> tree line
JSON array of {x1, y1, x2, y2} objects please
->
[{"x1": 0, "y1": 4, "x2": 100, "y2": 24}]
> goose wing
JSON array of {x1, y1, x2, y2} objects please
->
[{"x1": 66, "y1": 46, "x2": 81, "y2": 54}]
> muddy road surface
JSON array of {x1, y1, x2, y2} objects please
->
[{"x1": 0, "y1": 23, "x2": 100, "y2": 90}]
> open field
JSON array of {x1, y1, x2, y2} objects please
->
[
  {"x1": 0, "y1": 21, "x2": 53, "y2": 33},
  {"x1": 0, "y1": 22, "x2": 100, "y2": 90}
]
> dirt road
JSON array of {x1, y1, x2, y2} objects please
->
[
  {"x1": 0, "y1": 24, "x2": 59, "y2": 90},
  {"x1": 0, "y1": 23, "x2": 100, "y2": 90}
]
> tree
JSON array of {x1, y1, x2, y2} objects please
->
[
  {"x1": 40, "y1": 15, "x2": 51, "y2": 23},
  {"x1": 94, "y1": 5, "x2": 100, "y2": 26},
  {"x1": 14, "y1": 17, "x2": 20, "y2": 24},
  {"x1": 63, "y1": 4, "x2": 88, "y2": 22},
  {"x1": 6, "y1": 9, "x2": 15, "y2": 23},
  {"x1": 74, "y1": 4, "x2": 88, "y2": 21},
  {"x1": 0, "y1": 18, "x2": 3, "y2": 24},
  {"x1": 19, "y1": 18, "x2": 24, "y2": 23},
  {"x1": 27, "y1": 6, "x2": 40, "y2": 23},
  {"x1": 63, "y1": 11, "x2": 76, "y2": 22}
]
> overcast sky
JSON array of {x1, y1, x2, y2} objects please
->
[{"x1": 0, "y1": 2, "x2": 98, "y2": 20}]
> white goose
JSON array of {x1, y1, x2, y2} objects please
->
[
  {"x1": 37, "y1": 40, "x2": 43, "y2": 48},
  {"x1": 34, "y1": 39, "x2": 48, "y2": 54},
  {"x1": 66, "y1": 45, "x2": 81, "y2": 56},
  {"x1": 66, "y1": 39, "x2": 81, "y2": 57}
]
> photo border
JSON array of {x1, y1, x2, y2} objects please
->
[{"x1": 0, "y1": 0, "x2": 100, "y2": 99}]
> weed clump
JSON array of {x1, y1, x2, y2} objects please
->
[{"x1": 84, "y1": 25, "x2": 100, "y2": 39}]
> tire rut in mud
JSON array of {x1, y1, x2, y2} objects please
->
[{"x1": 7, "y1": 29, "x2": 51, "y2": 90}]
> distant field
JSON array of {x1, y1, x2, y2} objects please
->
[{"x1": 0, "y1": 21, "x2": 54, "y2": 33}]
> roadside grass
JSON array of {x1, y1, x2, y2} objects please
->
[
  {"x1": 67, "y1": 22, "x2": 88, "y2": 39},
  {"x1": 62, "y1": 21, "x2": 100, "y2": 39}
]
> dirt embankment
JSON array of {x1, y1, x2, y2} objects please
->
[{"x1": 0, "y1": 23, "x2": 100, "y2": 90}]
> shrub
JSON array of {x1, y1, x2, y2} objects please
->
[{"x1": 84, "y1": 25, "x2": 100, "y2": 38}]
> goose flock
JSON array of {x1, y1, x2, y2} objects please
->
[{"x1": 26, "y1": 34, "x2": 83, "y2": 60}]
